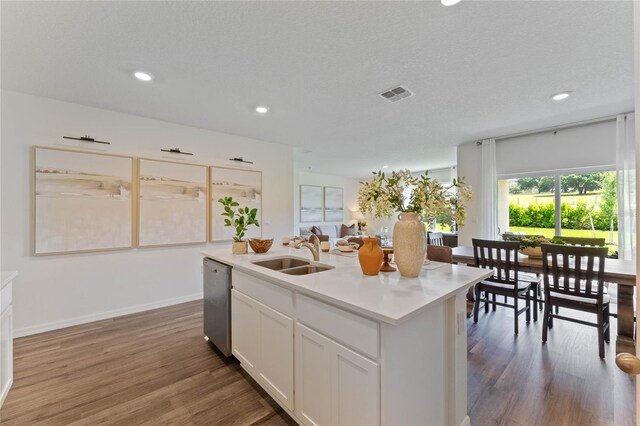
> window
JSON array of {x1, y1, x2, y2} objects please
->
[{"x1": 498, "y1": 169, "x2": 618, "y2": 253}]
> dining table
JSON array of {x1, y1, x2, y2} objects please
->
[{"x1": 452, "y1": 245, "x2": 637, "y2": 355}]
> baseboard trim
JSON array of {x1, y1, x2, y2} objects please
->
[
  {"x1": 0, "y1": 378, "x2": 13, "y2": 408},
  {"x1": 459, "y1": 415, "x2": 471, "y2": 426},
  {"x1": 14, "y1": 293, "x2": 203, "y2": 338}
]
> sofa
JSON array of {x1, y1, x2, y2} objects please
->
[{"x1": 299, "y1": 224, "x2": 359, "y2": 246}]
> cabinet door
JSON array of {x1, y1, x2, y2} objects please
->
[
  {"x1": 295, "y1": 324, "x2": 332, "y2": 426},
  {"x1": 231, "y1": 290, "x2": 259, "y2": 374},
  {"x1": 258, "y1": 303, "x2": 294, "y2": 411},
  {"x1": 331, "y1": 341, "x2": 380, "y2": 426}
]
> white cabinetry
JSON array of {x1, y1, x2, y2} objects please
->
[
  {"x1": 295, "y1": 323, "x2": 332, "y2": 425},
  {"x1": 295, "y1": 323, "x2": 379, "y2": 426},
  {"x1": 231, "y1": 289, "x2": 294, "y2": 411},
  {"x1": 231, "y1": 289, "x2": 259, "y2": 374},
  {"x1": 0, "y1": 271, "x2": 16, "y2": 408},
  {"x1": 257, "y1": 300, "x2": 294, "y2": 411},
  {"x1": 229, "y1": 268, "x2": 468, "y2": 426}
]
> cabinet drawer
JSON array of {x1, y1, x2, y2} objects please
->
[
  {"x1": 296, "y1": 294, "x2": 379, "y2": 360},
  {"x1": 233, "y1": 270, "x2": 294, "y2": 317}
]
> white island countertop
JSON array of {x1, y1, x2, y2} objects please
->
[{"x1": 202, "y1": 246, "x2": 491, "y2": 325}]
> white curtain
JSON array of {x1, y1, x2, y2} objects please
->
[
  {"x1": 480, "y1": 138, "x2": 498, "y2": 240},
  {"x1": 616, "y1": 114, "x2": 636, "y2": 260}
]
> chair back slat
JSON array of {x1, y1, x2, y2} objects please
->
[
  {"x1": 472, "y1": 239, "x2": 520, "y2": 292},
  {"x1": 428, "y1": 232, "x2": 444, "y2": 246},
  {"x1": 541, "y1": 243, "x2": 607, "y2": 302}
]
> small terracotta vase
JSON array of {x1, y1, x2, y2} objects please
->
[
  {"x1": 358, "y1": 237, "x2": 383, "y2": 276},
  {"x1": 232, "y1": 241, "x2": 248, "y2": 254}
]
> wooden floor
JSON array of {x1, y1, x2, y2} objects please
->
[
  {"x1": 1, "y1": 300, "x2": 635, "y2": 425},
  {"x1": 468, "y1": 303, "x2": 636, "y2": 425}
]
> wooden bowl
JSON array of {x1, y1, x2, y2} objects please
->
[
  {"x1": 520, "y1": 246, "x2": 543, "y2": 258},
  {"x1": 248, "y1": 238, "x2": 274, "y2": 254}
]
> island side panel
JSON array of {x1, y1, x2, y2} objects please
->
[
  {"x1": 447, "y1": 290, "x2": 470, "y2": 426},
  {"x1": 380, "y1": 300, "x2": 447, "y2": 425}
]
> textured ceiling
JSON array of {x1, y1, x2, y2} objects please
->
[{"x1": 1, "y1": 1, "x2": 634, "y2": 178}]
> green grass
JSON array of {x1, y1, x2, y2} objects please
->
[
  {"x1": 508, "y1": 192, "x2": 603, "y2": 208},
  {"x1": 509, "y1": 226, "x2": 618, "y2": 253}
]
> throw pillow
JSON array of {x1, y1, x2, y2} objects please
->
[
  {"x1": 341, "y1": 223, "x2": 356, "y2": 238},
  {"x1": 299, "y1": 227, "x2": 312, "y2": 237},
  {"x1": 310, "y1": 225, "x2": 323, "y2": 236}
]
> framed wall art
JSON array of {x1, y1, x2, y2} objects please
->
[
  {"x1": 300, "y1": 185, "x2": 323, "y2": 223},
  {"x1": 138, "y1": 159, "x2": 208, "y2": 247},
  {"x1": 33, "y1": 146, "x2": 134, "y2": 255},
  {"x1": 210, "y1": 166, "x2": 262, "y2": 241},
  {"x1": 323, "y1": 186, "x2": 344, "y2": 222}
]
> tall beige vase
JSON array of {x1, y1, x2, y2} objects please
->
[{"x1": 392, "y1": 212, "x2": 426, "y2": 278}]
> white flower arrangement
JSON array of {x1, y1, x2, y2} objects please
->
[{"x1": 357, "y1": 169, "x2": 472, "y2": 226}]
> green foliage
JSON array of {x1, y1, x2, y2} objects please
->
[
  {"x1": 516, "y1": 177, "x2": 539, "y2": 192},
  {"x1": 538, "y1": 176, "x2": 555, "y2": 193},
  {"x1": 561, "y1": 201, "x2": 591, "y2": 230},
  {"x1": 504, "y1": 234, "x2": 565, "y2": 249},
  {"x1": 509, "y1": 203, "x2": 554, "y2": 228},
  {"x1": 511, "y1": 172, "x2": 606, "y2": 195},
  {"x1": 509, "y1": 201, "x2": 618, "y2": 231},
  {"x1": 218, "y1": 196, "x2": 260, "y2": 242},
  {"x1": 598, "y1": 172, "x2": 617, "y2": 228},
  {"x1": 560, "y1": 173, "x2": 605, "y2": 195}
]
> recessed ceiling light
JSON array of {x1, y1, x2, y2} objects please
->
[
  {"x1": 255, "y1": 106, "x2": 269, "y2": 114},
  {"x1": 382, "y1": 165, "x2": 389, "y2": 169},
  {"x1": 551, "y1": 91, "x2": 571, "y2": 101},
  {"x1": 441, "y1": 0, "x2": 461, "y2": 6},
  {"x1": 134, "y1": 71, "x2": 153, "y2": 81}
]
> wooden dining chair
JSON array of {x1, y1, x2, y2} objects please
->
[
  {"x1": 554, "y1": 236, "x2": 605, "y2": 247},
  {"x1": 541, "y1": 243, "x2": 610, "y2": 358},
  {"x1": 550, "y1": 236, "x2": 607, "y2": 314},
  {"x1": 427, "y1": 245, "x2": 452, "y2": 263},
  {"x1": 472, "y1": 239, "x2": 532, "y2": 334},
  {"x1": 501, "y1": 233, "x2": 544, "y2": 313},
  {"x1": 428, "y1": 232, "x2": 444, "y2": 246}
]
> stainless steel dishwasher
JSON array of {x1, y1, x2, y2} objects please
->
[{"x1": 203, "y1": 257, "x2": 232, "y2": 357}]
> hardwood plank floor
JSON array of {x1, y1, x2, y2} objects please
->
[
  {"x1": 1, "y1": 301, "x2": 295, "y2": 426},
  {"x1": 468, "y1": 303, "x2": 636, "y2": 426},
  {"x1": 1, "y1": 299, "x2": 635, "y2": 425}
]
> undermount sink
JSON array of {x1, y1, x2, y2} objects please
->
[
  {"x1": 252, "y1": 257, "x2": 310, "y2": 271},
  {"x1": 279, "y1": 265, "x2": 335, "y2": 276},
  {"x1": 251, "y1": 257, "x2": 334, "y2": 275}
]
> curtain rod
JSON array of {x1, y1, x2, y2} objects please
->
[{"x1": 476, "y1": 111, "x2": 634, "y2": 144}]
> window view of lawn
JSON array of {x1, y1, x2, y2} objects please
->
[{"x1": 501, "y1": 171, "x2": 618, "y2": 254}]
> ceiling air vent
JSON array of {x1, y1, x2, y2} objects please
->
[{"x1": 379, "y1": 85, "x2": 414, "y2": 103}]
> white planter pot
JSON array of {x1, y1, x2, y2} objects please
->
[
  {"x1": 392, "y1": 212, "x2": 426, "y2": 278},
  {"x1": 232, "y1": 241, "x2": 248, "y2": 254}
]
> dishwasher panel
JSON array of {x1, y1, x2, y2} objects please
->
[{"x1": 203, "y1": 258, "x2": 232, "y2": 357}]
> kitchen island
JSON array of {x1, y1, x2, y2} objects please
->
[{"x1": 202, "y1": 246, "x2": 491, "y2": 426}]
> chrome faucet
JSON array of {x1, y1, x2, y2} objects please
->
[{"x1": 295, "y1": 234, "x2": 320, "y2": 261}]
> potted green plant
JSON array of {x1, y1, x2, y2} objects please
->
[
  {"x1": 218, "y1": 196, "x2": 260, "y2": 254},
  {"x1": 358, "y1": 169, "x2": 471, "y2": 277},
  {"x1": 503, "y1": 235, "x2": 565, "y2": 258}
]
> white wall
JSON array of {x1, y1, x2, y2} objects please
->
[
  {"x1": 1, "y1": 91, "x2": 294, "y2": 336},
  {"x1": 456, "y1": 142, "x2": 483, "y2": 246},
  {"x1": 457, "y1": 119, "x2": 618, "y2": 246},
  {"x1": 293, "y1": 170, "x2": 360, "y2": 234}
]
